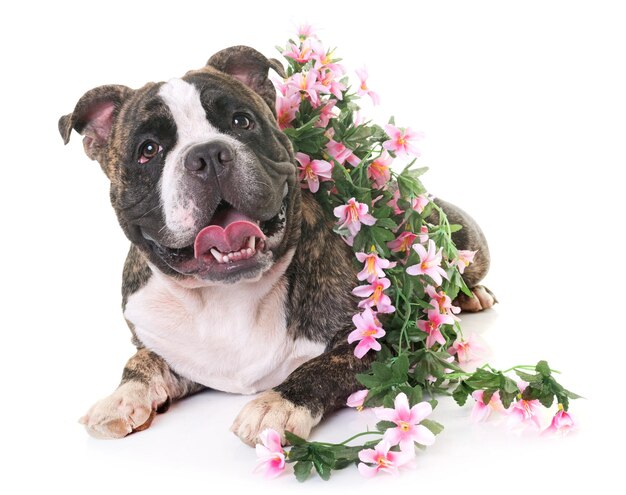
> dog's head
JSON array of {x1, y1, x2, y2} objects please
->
[{"x1": 60, "y1": 46, "x2": 300, "y2": 284}]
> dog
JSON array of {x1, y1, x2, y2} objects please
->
[{"x1": 59, "y1": 45, "x2": 495, "y2": 446}]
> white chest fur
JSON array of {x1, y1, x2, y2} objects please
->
[{"x1": 124, "y1": 253, "x2": 326, "y2": 394}]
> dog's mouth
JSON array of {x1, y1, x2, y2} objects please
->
[{"x1": 141, "y1": 198, "x2": 287, "y2": 279}]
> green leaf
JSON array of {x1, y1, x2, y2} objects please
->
[
  {"x1": 420, "y1": 419, "x2": 445, "y2": 436},
  {"x1": 515, "y1": 370, "x2": 542, "y2": 384},
  {"x1": 371, "y1": 361, "x2": 393, "y2": 381},
  {"x1": 375, "y1": 217, "x2": 399, "y2": 230},
  {"x1": 536, "y1": 360, "x2": 552, "y2": 377},
  {"x1": 376, "y1": 420, "x2": 397, "y2": 432},
  {"x1": 287, "y1": 445, "x2": 309, "y2": 462},
  {"x1": 448, "y1": 224, "x2": 463, "y2": 233},
  {"x1": 392, "y1": 354, "x2": 410, "y2": 379},
  {"x1": 312, "y1": 457, "x2": 332, "y2": 481},
  {"x1": 285, "y1": 430, "x2": 307, "y2": 446},
  {"x1": 294, "y1": 460, "x2": 313, "y2": 482},
  {"x1": 501, "y1": 376, "x2": 520, "y2": 395},
  {"x1": 452, "y1": 382, "x2": 472, "y2": 406}
]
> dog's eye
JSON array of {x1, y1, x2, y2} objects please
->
[
  {"x1": 138, "y1": 141, "x2": 162, "y2": 164},
  {"x1": 232, "y1": 113, "x2": 253, "y2": 130}
]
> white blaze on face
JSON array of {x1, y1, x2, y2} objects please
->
[{"x1": 158, "y1": 78, "x2": 220, "y2": 246}]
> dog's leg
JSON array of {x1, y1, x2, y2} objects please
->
[
  {"x1": 80, "y1": 348, "x2": 203, "y2": 439},
  {"x1": 431, "y1": 199, "x2": 497, "y2": 312},
  {"x1": 231, "y1": 340, "x2": 372, "y2": 446}
]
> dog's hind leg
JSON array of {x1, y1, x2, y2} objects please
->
[
  {"x1": 79, "y1": 348, "x2": 203, "y2": 439},
  {"x1": 431, "y1": 198, "x2": 497, "y2": 312}
]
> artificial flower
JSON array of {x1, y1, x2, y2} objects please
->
[
  {"x1": 406, "y1": 239, "x2": 449, "y2": 286},
  {"x1": 543, "y1": 405, "x2": 575, "y2": 436},
  {"x1": 454, "y1": 250, "x2": 477, "y2": 274},
  {"x1": 333, "y1": 197, "x2": 376, "y2": 239},
  {"x1": 355, "y1": 67, "x2": 380, "y2": 105},
  {"x1": 295, "y1": 152, "x2": 333, "y2": 193},
  {"x1": 375, "y1": 393, "x2": 436, "y2": 451},
  {"x1": 355, "y1": 249, "x2": 397, "y2": 283},
  {"x1": 471, "y1": 390, "x2": 505, "y2": 422},
  {"x1": 347, "y1": 389, "x2": 369, "y2": 410},
  {"x1": 425, "y1": 285, "x2": 461, "y2": 318},
  {"x1": 383, "y1": 124, "x2": 423, "y2": 156},
  {"x1": 347, "y1": 308, "x2": 386, "y2": 358},
  {"x1": 326, "y1": 137, "x2": 360, "y2": 166},
  {"x1": 254, "y1": 429, "x2": 286, "y2": 479},
  {"x1": 357, "y1": 440, "x2": 415, "y2": 478},
  {"x1": 367, "y1": 152, "x2": 392, "y2": 188},
  {"x1": 387, "y1": 231, "x2": 418, "y2": 256},
  {"x1": 448, "y1": 334, "x2": 485, "y2": 365},
  {"x1": 289, "y1": 70, "x2": 328, "y2": 106},
  {"x1": 416, "y1": 302, "x2": 454, "y2": 348},
  {"x1": 353, "y1": 277, "x2": 396, "y2": 313}
]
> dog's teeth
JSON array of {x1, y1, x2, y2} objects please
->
[
  {"x1": 210, "y1": 248, "x2": 223, "y2": 263},
  {"x1": 246, "y1": 248, "x2": 253, "y2": 256},
  {"x1": 247, "y1": 237, "x2": 256, "y2": 250},
  {"x1": 222, "y1": 255, "x2": 229, "y2": 263}
]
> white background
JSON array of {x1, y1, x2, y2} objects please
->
[{"x1": 1, "y1": 1, "x2": 623, "y2": 493}]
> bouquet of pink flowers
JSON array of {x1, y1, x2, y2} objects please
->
[{"x1": 254, "y1": 25, "x2": 579, "y2": 481}]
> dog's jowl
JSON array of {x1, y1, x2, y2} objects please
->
[{"x1": 60, "y1": 45, "x2": 494, "y2": 445}]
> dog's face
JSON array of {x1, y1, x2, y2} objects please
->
[{"x1": 60, "y1": 47, "x2": 299, "y2": 284}]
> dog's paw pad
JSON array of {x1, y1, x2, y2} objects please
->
[
  {"x1": 230, "y1": 390, "x2": 321, "y2": 447},
  {"x1": 80, "y1": 382, "x2": 158, "y2": 439},
  {"x1": 456, "y1": 285, "x2": 497, "y2": 312}
]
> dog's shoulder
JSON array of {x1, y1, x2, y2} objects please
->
[{"x1": 285, "y1": 192, "x2": 358, "y2": 344}]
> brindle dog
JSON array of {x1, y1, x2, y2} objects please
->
[{"x1": 59, "y1": 46, "x2": 495, "y2": 445}]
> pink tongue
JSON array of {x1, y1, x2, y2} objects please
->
[{"x1": 194, "y1": 207, "x2": 265, "y2": 258}]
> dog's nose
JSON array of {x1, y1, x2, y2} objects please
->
[{"x1": 184, "y1": 141, "x2": 235, "y2": 172}]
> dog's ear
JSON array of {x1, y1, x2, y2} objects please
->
[
  {"x1": 58, "y1": 84, "x2": 133, "y2": 161},
  {"x1": 207, "y1": 45, "x2": 285, "y2": 117}
]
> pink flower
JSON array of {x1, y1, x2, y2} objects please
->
[
  {"x1": 353, "y1": 277, "x2": 395, "y2": 314},
  {"x1": 333, "y1": 197, "x2": 376, "y2": 240},
  {"x1": 543, "y1": 406, "x2": 575, "y2": 436},
  {"x1": 319, "y1": 68, "x2": 345, "y2": 100},
  {"x1": 417, "y1": 302, "x2": 454, "y2": 348},
  {"x1": 375, "y1": 393, "x2": 436, "y2": 451},
  {"x1": 357, "y1": 440, "x2": 415, "y2": 478},
  {"x1": 314, "y1": 99, "x2": 337, "y2": 128},
  {"x1": 454, "y1": 250, "x2": 477, "y2": 274},
  {"x1": 387, "y1": 189, "x2": 429, "y2": 214},
  {"x1": 254, "y1": 429, "x2": 286, "y2": 479},
  {"x1": 411, "y1": 195, "x2": 429, "y2": 214},
  {"x1": 347, "y1": 389, "x2": 369, "y2": 410},
  {"x1": 347, "y1": 308, "x2": 386, "y2": 359},
  {"x1": 275, "y1": 91, "x2": 301, "y2": 130},
  {"x1": 471, "y1": 390, "x2": 505, "y2": 422},
  {"x1": 387, "y1": 231, "x2": 418, "y2": 256},
  {"x1": 355, "y1": 249, "x2": 397, "y2": 283},
  {"x1": 448, "y1": 335, "x2": 485, "y2": 365},
  {"x1": 367, "y1": 152, "x2": 392, "y2": 188},
  {"x1": 326, "y1": 138, "x2": 360, "y2": 166},
  {"x1": 355, "y1": 67, "x2": 380, "y2": 105},
  {"x1": 425, "y1": 285, "x2": 461, "y2": 318},
  {"x1": 289, "y1": 70, "x2": 328, "y2": 107},
  {"x1": 297, "y1": 24, "x2": 316, "y2": 40},
  {"x1": 295, "y1": 152, "x2": 333, "y2": 193},
  {"x1": 383, "y1": 124, "x2": 423, "y2": 156},
  {"x1": 406, "y1": 239, "x2": 449, "y2": 286},
  {"x1": 507, "y1": 383, "x2": 542, "y2": 430},
  {"x1": 282, "y1": 41, "x2": 315, "y2": 64}
]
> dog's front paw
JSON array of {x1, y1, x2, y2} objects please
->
[
  {"x1": 79, "y1": 381, "x2": 166, "y2": 439},
  {"x1": 230, "y1": 390, "x2": 321, "y2": 447},
  {"x1": 456, "y1": 285, "x2": 498, "y2": 312}
]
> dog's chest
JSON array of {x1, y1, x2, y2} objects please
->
[{"x1": 124, "y1": 264, "x2": 325, "y2": 394}]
